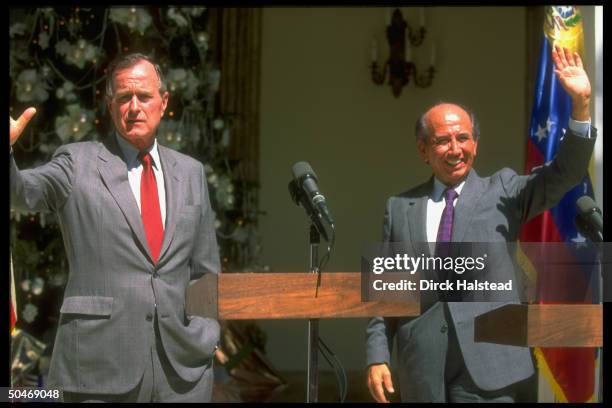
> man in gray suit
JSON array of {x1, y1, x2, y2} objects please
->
[
  {"x1": 366, "y1": 46, "x2": 595, "y2": 402},
  {"x1": 10, "y1": 54, "x2": 220, "y2": 402}
]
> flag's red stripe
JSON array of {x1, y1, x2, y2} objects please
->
[
  {"x1": 521, "y1": 138, "x2": 595, "y2": 402},
  {"x1": 540, "y1": 348, "x2": 596, "y2": 402}
]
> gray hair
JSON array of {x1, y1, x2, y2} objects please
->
[
  {"x1": 415, "y1": 102, "x2": 480, "y2": 142},
  {"x1": 105, "y1": 53, "x2": 167, "y2": 98}
]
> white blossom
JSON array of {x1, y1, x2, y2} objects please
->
[
  {"x1": 167, "y1": 7, "x2": 188, "y2": 27},
  {"x1": 166, "y1": 68, "x2": 201, "y2": 99},
  {"x1": 38, "y1": 32, "x2": 50, "y2": 50},
  {"x1": 55, "y1": 39, "x2": 103, "y2": 69},
  {"x1": 213, "y1": 118, "x2": 224, "y2": 130},
  {"x1": 109, "y1": 7, "x2": 152, "y2": 35},
  {"x1": 9, "y1": 23, "x2": 26, "y2": 38},
  {"x1": 31, "y1": 277, "x2": 45, "y2": 296},
  {"x1": 16, "y1": 69, "x2": 49, "y2": 103},
  {"x1": 55, "y1": 104, "x2": 94, "y2": 142},
  {"x1": 22, "y1": 303, "x2": 39, "y2": 323}
]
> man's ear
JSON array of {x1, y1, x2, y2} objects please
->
[
  {"x1": 160, "y1": 91, "x2": 169, "y2": 117},
  {"x1": 417, "y1": 139, "x2": 428, "y2": 163}
]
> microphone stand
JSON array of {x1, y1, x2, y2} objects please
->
[
  {"x1": 289, "y1": 177, "x2": 334, "y2": 402},
  {"x1": 307, "y1": 224, "x2": 320, "y2": 403}
]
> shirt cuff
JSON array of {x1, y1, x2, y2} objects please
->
[{"x1": 568, "y1": 118, "x2": 591, "y2": 138}]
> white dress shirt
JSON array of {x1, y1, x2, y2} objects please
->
[{"x1": 115, "y1": 134, "x2": 167, "y2": 228}]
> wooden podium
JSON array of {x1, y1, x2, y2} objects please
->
[
  {"x1": 187, "y1": 274, "x2": 603, "y2": 401},
  {"x1": 186, "y1": 272, "x2": 419, "y2": 402},
  {"x1": 186, "y1": 272, "x2": 419, "y2": 320},
  {"x1": 474, "y1": 304, "x2": 602, "y2": 347}
]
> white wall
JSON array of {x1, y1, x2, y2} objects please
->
[
  {"x1": 581, "y1": 6, "x2": 603, "y2": 209},
  {"x1": 257, "y1": 6, "x2": 527, "y2": 372}
]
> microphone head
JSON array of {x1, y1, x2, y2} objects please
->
[
  {"x1": 292, "y1": 161, "x2": 318, "y2": 181},
  {"x1": 576, "y1": 196, "x2": 600, "y2": 215}
]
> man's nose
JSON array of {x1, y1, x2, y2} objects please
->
[
  {"x1": 448, "y1": 138, "x2": 460, "y2": 154},
  {"x1": 128, "y1": 95, "x2": 140, "y2": 113}
]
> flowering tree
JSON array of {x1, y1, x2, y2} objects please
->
[{"x1": 10, "y1": 6, "x2": 264, "y2": 354}]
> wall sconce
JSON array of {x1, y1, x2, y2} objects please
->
[{"x1": 371, "y1": 8, "x2": 436, "y2": 97}]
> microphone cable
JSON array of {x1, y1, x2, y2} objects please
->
[
  {"x1": 314, "y1": 223, "x2": 345, "y2": 402},
  {"x1": 318, "y1": 336, "x2": 348, "y2": 402},
  {"x1": 316, "y1": 223, "x2": 335, "y2": 274}
]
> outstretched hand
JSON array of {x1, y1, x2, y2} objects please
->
[
  {"x1": 10, "y1": 107, "x2": 37, "y2": 146},
  {"x1": 552, "y1": 45, "x2": 591, "y2": 121}
]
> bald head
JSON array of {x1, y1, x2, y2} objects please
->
[{"x1": 415, "y1": 103, "x2": 480, "y2": 143}]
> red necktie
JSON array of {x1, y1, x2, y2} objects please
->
[{"x1": 140, "y1": 152, "x2": 164, "y2": 263}]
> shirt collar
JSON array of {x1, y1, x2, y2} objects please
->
[
  {"x1": 431, "y1": 176, "x2": 466, "y2": 202},
  {"x1": 115, "y1": 133, "x2": 161, "y2": 170}
]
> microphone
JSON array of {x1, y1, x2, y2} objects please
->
[
  {"x1": 575, "y1": 196, "x2": 603, "y2": 243},
  {"x1": 292, "y1": 162, "x2": 335, "y2": 226},
  {"x1": 289, "y1": 162, "x2": 334, "y2": 241}
]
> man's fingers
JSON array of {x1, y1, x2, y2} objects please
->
[
  {"x1": 18, "y1": 107, "x2": 37, "y2": 128},
  {"x1": 372, "y1": 381, "x2": 389, "y2": 403},
  {"x1": 555, "y1": 45, "x2": 568, "y2": 68},
  {"x1": 563, "y1": 46, "x2": 575, "y2": 66},
  {"x1": 573, "y1": 51, "x2": 584, "y2": 69},
  {"x1": 382, "y1": 370, "x2": 395, "y2": 394},
  {"x1": 367, "y1": 365, "x2": 394, "y2": 403},
  {"x1": 551, "y1": 45, "x2": 564, "y2": 70},
  {"x1": 214, "y1": 349, "x2": 228, "y2": 364},
  {"x1": 10, "y1": 107, "x2": 37, "y2": 144},
  {"x1": 558, "y1": 46, "x2": 569, "y2": 66}
]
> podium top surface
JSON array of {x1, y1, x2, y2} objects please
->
[{"x1": 186, "y1": 272, "x2": 420, "y2": 320}]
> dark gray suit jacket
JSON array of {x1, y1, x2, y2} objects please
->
[
  {"x1": 10, "y1": 136, "x2": 220, "y2": 395},
  {"x1": 366, "y1": 129, "x2": 596, "y2": 400}
]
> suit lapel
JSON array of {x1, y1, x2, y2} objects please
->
[
  {"x1": 98, "y1": 137, "x2": 152, "y2": 263},
  {"x1": 452, "y1": 169, "x2": 484, "y2": 242},
  {"x1": 407, "y1": 178, "x2": 432, "y2": 256},
  {"x1": 156, "y1": 145, "x2": 183, "y2": 264}
]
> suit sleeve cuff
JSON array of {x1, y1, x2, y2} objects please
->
[{"x1": 568, "y1": 118, "x2": 592, "y2": 138}]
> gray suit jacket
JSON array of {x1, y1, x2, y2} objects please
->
[
  {"x1": 366, "y1": 129, "x2": 596, "y2": 399},
  {"x1": 10, "y1": 136, "x2": 221, "y2": 395}
]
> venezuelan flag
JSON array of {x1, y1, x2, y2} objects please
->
[{"x1": 519, "y1": 6, "x2": 598, "y2": 403}]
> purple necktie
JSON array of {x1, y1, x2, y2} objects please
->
[
  {"x1": 435, "y1": 188, "x2": 458, "y2": 294},
  {"x1": 436, "y1": 188, "x2": 458, "y2": 245}
]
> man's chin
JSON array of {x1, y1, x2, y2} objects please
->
[
  {"x1": 117, "y1": 131, "x2": 154, "y2": 149},
  {"x1": 442, "y1": 171, "x2": 468, "y2": 186}
]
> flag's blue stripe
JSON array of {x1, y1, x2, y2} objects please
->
[{"x1": 529, "y1": 32, "x2": 598, "y2": 303}]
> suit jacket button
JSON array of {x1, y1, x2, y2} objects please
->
[
  {"x1": 153, "y1": 271, "x2": 159, "y2": 278},
  {"x1": 440, "y1": 325, "x2": 448, "y2": 333},
  {"x1": 146, "y1": 313, "x2": 153, "y2": 321}
]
